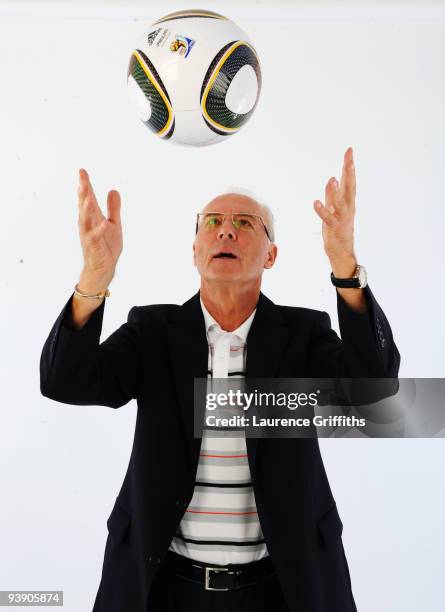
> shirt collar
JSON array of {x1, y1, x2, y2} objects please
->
[{"x1": 200, "y1": 297, "x2": 256, "y2": 343}]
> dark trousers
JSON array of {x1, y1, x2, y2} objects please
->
[{"x1": 149, "y1": 552, "x2": 290, "y2": 612}]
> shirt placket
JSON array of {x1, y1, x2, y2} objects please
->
[{"x1": 212, "y1": 331, "x2": 232, "y2": 378}]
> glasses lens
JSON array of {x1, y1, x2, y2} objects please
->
[
  {"x1": 233, "y1": 213, "x2": 256, "y2": 231},
  {"x1": 200, "y1": 213, "x2": 224, "y2": 230}
]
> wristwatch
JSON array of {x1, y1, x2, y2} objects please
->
[{"x1": 330, "y1": 264, "x2": 367, "y2": 289}]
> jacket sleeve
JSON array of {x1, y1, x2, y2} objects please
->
[
  {"x1": 309, "y1": 284, "x2": 401, "y2": 378},
  {"x1": 40, "y1": 292, "x2": 142, "y2": 408}
]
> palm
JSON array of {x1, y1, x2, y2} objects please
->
[{"x1": 321, "y1": 211, "x2": 354, "y2": 260}]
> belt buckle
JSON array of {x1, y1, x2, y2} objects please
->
[{"x1": 204, "y1": 566, "x2": 230, "y2": 591}]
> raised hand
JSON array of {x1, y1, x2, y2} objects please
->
[
  {"x1": 313, "y1": 147, "x2": 357, "y2": 277},
  {"x1": 77, "y1": 168, "x2": 123, "y2": 287},
  {"x1": 313, "y1": 148, "x2": 367, "y2": 312}
]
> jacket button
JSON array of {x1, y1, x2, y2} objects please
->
[
  {"x1": 148, "y1": 555, "x2": 160, "y2": 565},
  {"x1": 175, "y1": 499, "x2": 188, "y2": 508}
]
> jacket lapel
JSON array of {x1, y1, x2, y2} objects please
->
[
  {"x1": 166, "y1": 292, "x2": 208, "y2": 477},
  {"x1": 166, "y1": 290, "x2": 292, "y2": 479},
  {"x1": 245, "y1": 292, "x2": 292, "y2": 470}
]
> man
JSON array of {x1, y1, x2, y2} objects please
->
[{"x1": 40, "y1": 147, "x2": 400, "y2": 612}]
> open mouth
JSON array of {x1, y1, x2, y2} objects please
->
[{"x1": 213, "y1": 252, "x2": 238, "y2": 259}]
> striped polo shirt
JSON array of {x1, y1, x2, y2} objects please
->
[{"x1": 168, "y1": 298, "x2": 269, "y2": 564}]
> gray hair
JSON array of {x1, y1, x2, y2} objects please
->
[{"x1": 220, "y1": 186, "x2": 276, "y2": 242}]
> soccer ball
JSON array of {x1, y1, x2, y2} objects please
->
[{"x1": 127, "y1": 9, "x2": 262, "y2": 146}]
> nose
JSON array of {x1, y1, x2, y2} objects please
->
[{"x1": 217, "y1": 218, "x2": 237, "y2": 240}]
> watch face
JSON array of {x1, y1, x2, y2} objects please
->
[{"x1": 358, "y1": 266, "x2": 367, "y2": 288}]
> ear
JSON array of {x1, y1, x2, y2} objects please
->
[
  {"x1": 264, "y1": 244, "x2": 278, "y2": 270},
  {"x1": 192, "y1": 241, "x2": 196, "y2": 266}
]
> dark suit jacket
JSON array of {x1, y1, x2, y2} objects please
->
[{"x1": 40, "y1": 285, "x2": 400, "y2": 612}]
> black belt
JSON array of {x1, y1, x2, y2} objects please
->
[{"x1": 166, "y1": 550, "x2": 276, "y2": 591}]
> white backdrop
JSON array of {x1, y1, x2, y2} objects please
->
[{"x1": 1, "y1": 1, "x2": 444, "y2": 611}]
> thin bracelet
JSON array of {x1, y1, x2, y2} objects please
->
[{"x1": 74, "y1": 283, "x2": 110, "y2": 299}]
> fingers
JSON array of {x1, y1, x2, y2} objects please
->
[
  {"x1": 106, "y1": 190, "x2": 122, "y2": 227},
  {"x1": 78, "y1": 168, "x2": 104, "y2": 234},
  {"x1": 77, "y1": 168, "x2": 97, "y2": 210},
  {"x1": 340, "y1": 147, "x2": 356, "y2": 205},
  {"x1": 323, "y1": 175, "x2": 348, "y2": 222},
  {"x1": 324, "y1": 176, "x2": 340, "y2": 213},
  {"x1": 313, "y1": 147, "x2": 356, "y2": 227},
  {"x1": 315, "y1": 174, "x2": 353, "y2": 225},
  {"x1": 313, "y1": 199, "x2": 337, "y2": 226},
  {"x1": 321, "y1": 147, "x2": 356, "y2": 219}
]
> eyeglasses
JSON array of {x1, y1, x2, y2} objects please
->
[{"x1": 195, "y1": 212, "x2": 272, "y2": 241}]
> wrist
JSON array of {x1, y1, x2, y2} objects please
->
[
  {"x1": 329, "y1": 255, "x2": 357, "y2": 278},
  {"x1": 78, "y1": 270, "x2": 113, "y2": 294}
]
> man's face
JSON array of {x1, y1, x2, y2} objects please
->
[{"x1": 193, "y1": 194, "x2": 277, "y2": 285}]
